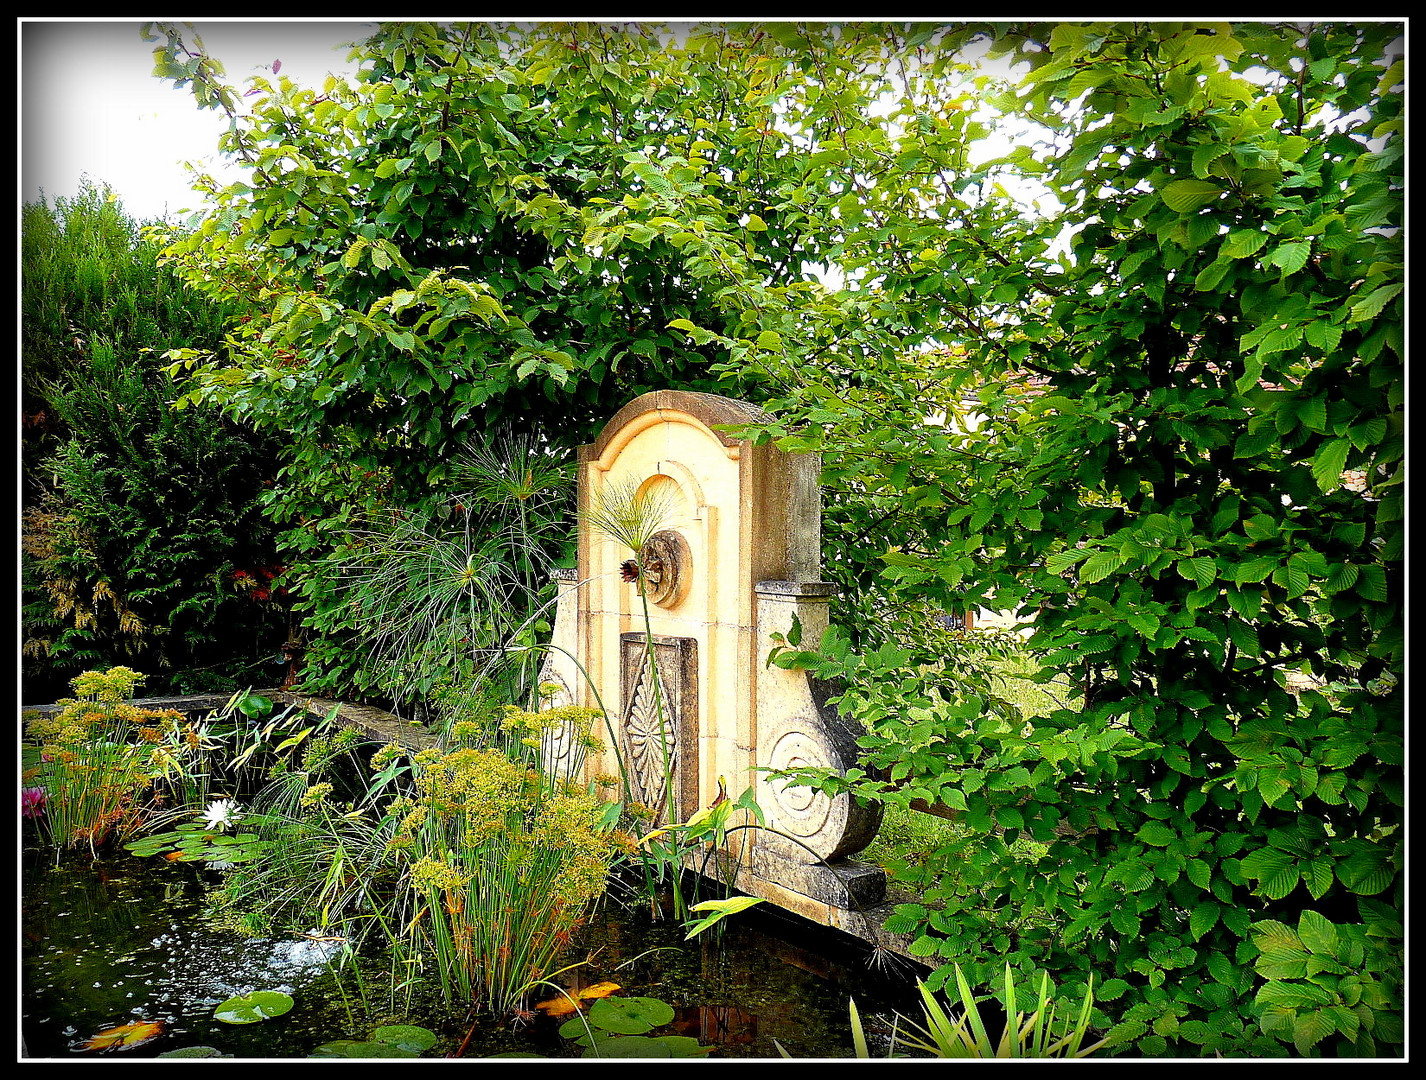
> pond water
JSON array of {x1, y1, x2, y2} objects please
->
[{"x1": 20, "y1": 838, "x2": 926, "y2": 1060}]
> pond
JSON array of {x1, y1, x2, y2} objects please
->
[{"x1": 20, "y1": 840, "x2": 927, "y2": 1060}]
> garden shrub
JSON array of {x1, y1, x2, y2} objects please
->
[{"x1": 21, "y1": 185, "x2": 286, "y2": 700}]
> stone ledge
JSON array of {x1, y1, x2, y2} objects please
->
[
  {"x1": 268, "y1": 691, "x2": 437, "y2": 751},
  {"x1": 754, "y1": 579, "x2": 838, "y2": 597},
  {"x1": 23, "y1": 688, "x2": 437, "y2": 753}
]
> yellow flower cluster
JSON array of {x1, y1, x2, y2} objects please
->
[
  {"x1": 69, "y1": 666, "x2": 145, "y2": 704},
  {"x1": 369, "y1": 741, "x2": 407, "y2": 770},
  {"x1": 527, "y1": 791, "x2": 618, "y2": 910},
  {"x1": 409, "y1": 854, "x2": 472, "y2": 893},
  {"x1": 393, "y1": 747, "x2": 527, "y2": 849}
]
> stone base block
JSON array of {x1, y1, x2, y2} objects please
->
[{"x1": 747, "y1": 849, "x2": 886, "y2": 909}]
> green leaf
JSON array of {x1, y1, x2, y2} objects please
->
[
  {"x1": 1080, "y1": 550, "x2": 1128, "y2": 584},
  {"x1": 1044, "y1": 549, "x2": 1090, "y2": 575},
  {"x1": 588, "y1": 996, "x2": 675, "y2": 1035},
  {"x1": 1265, "y1": 239, "x2": 1312, "y2": 276},
  {"x1": 1311, "y1": 437, "x2": 1352, "y2": 492},
  {"x1": 1176, "y1": 556, "x2": 1217, "y2": 589},
  {"x1": 1161, "y1": 178, "x2": 1225, "y2": 213},
  {"x1": 1189, "y1": 902, "x2": 1221, "y2": 941},
  {"x1": 1221, "y1": 229, "x2": 1268, "y2": 259},
  {"x1": 1240, "y1": 847, "x2": 1299, "y2": 900},
  {"x1": 1296, "y1": 910, "x2": 1340, "y2": 956},
  {"x1": 1136, "y1": 821, "x2": 1175, "y2": 847},
  {"x1": 372, "y1": 1025, "x2": 438, "y2": 1052},
  {"x1": 1348, "y1": 282, "x2": 1402, "y2": 324},
  {"x1": 683, "y1": 896, "x2": 765, "y2": 939}
]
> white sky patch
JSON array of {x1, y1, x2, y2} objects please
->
[{"x1": 20, "y1": 20, "x2": 371, "y2": 221}]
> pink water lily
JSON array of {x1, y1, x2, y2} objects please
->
[{"x1": 22, "y1": 787, "x2": 46, "y2": 819}]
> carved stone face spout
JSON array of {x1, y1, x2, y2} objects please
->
[{"x1": 639, "y1": 530, "x2": 691, "y2": 608}]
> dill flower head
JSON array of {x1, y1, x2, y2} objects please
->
[
  {"x1": 448, "y1": 720, "x2": 486, "y2": 745},
  {"x1": 410, "y1": 855, "x2": 471, "y2": 894},
  {"x1": 70, "y1": 666, "x2": 145, "y2": 704}
]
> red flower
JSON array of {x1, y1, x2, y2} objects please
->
[{"x1": 619, "y1": 559, "x2": 640, "y2": 583}]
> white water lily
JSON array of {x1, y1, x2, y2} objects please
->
[{"x1": 201, "y1": 798, "x2": 242, "y2": 832}]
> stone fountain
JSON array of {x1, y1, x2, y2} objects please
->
[{"x1": 539, "y1": 391, "x2": 899, "y2": 944}]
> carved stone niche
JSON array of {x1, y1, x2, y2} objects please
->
[{"x1": 751, "y1": 582, "x2": 885, "y2": 911}]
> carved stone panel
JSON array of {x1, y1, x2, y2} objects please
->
[{"x1": 620, "y1": 633, "x2": 698, "y2": 825}]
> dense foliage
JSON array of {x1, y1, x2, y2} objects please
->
[
  {"x1": 145, "y1": 20, "x2": 1402, "y2": 1056},
  {"x1": 21, "y1": 185, "x2": 288, "y2": 699},
  {"x1": 755, "y1": 22, "x2": 1403, "y2": 1057}
]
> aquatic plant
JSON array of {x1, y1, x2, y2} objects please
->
[
  {"x1": 379, "y1": 736, "x2": 623, "y2": 1015},
  {"x1": 830, "y1": 963, "x2": 1107, "y2": 1059},
  {"x1": 312, "y1": 1023, "x2": 439, "y2": 1058},
  {"x1": 554, "y1": 994, "x2": 714, "y2": 1059},
  {"x1": 201, "y1": 797, "x2": 243, "y2": 831},
  {"x1": 195, "y1": 762, "x2": 403, "y2": 942},
  {"x1": 213, "y1": 989, "x2": 295, "y2": 1025},
  {"x1": 303, "y1": 431, "x2": 573, "y2": 708},
  {"x1": 22, "y1": 786, "x2": 47, "y2": 819},
  {"x1": 23, "y1": 666, "x2": 212, "y2": 854}
]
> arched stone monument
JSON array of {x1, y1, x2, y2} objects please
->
[{"x1": 540, "y1": 391, "x2": 891, "y2": 932}]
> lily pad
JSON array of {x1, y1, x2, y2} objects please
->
[
  {"x1": 587, "y1": 996, "x2": 675, "y2": 1035},
  {"x1": 158, "y1": 1046, "x2": 229, "y2": 1058},
  {"x1": 311, "y1": 1040, "x2": 419, "y2": 1058},
  {"x1": 213, "y1": 990, "x2": 294, "y2": 1024},
  {"x1": 372, "y1": 1025, "x2": 438, "y2": 1052},
  {"x1": 311, "y1": 1023, "x2": 438, "y2": 1058},
  {"x1": 582, "y1": 1035, "x2": 678, "y2": 1058}
]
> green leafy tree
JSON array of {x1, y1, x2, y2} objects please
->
[
  {"x1": 140, "y1": 21, "x2": 1005, "y2": 689},
  {"x1": 751, "y1": 21, "x2": 1402, "y2": 1058},
  {"x1": 21, "y1": 184, "x2": 287, "y2": 698}
]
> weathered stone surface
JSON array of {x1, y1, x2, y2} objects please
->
[{"x1": 269, "y1": 691, "x2": 437, "y2": 751}]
